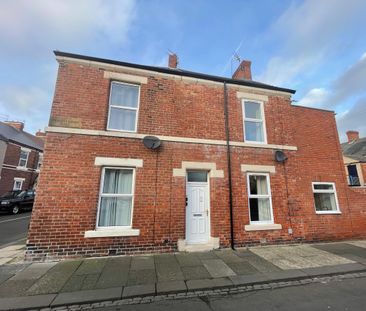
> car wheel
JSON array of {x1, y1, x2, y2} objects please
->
[{"x1": 11, "y1": 205, "x2": 20, "y2": 215}]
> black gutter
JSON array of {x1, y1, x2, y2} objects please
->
[
  {"x1": 223, "y1": 82, "x2": 235, "y2": 250},
  {"x1": 54, "y1": 51, "x2": 296, "y2": 95}
]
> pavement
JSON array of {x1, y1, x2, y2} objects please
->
[{"x1": 1, "y1": 240, "x2": 366, "y2": 310}]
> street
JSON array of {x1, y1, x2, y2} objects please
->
[
  {"x1": 94, "y1": 276, "x2": 366, "y2": 311},
  {"x1": 0, "y1": 212, "x2": 31, "y2": 247}
]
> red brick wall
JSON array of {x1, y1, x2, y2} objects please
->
[
  {"x1": 0, "y1": 143, "x2": 40, "y2": 194},
  {"x1": 26, "y1": 60, "x2": 366, "y2": 260}
]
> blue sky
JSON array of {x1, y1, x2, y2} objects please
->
[{"x1": 0, "y1": 0, "x2": 365, "y2": 142}]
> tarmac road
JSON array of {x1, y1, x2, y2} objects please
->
[
  {"x1": 93, "y1": 276, "x2": 366, "y2": 311},
  {"x1": 0, "y1": 211, "x2": 31, "y2": 247}
]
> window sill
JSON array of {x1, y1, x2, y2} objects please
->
[
  {"x1": 16, "y1": 166, "x2": 28, "y2": 171},
  {"x1": 84, "y1": 228, "x2": 140, "y2": 238},
  {"x1": 315, "y1": 211, "x2": 342, "y2": 215},
  {"x1": 245, "y1": 224, "x2": 282, "y2": 231}
]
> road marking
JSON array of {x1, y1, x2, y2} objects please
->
[{"x1": 0, "y1": 215, "x2": 31, "y2": 224}]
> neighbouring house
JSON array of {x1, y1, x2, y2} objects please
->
[
  {"x1": 0, "y1": 121, "x2": 44, "y2": 195},
  {"x1": 342, "y1": 131, "x2": 366, "y2": 187},
  {"x1": 26, "y1": 51, "x2": 366, "y2": 260}
]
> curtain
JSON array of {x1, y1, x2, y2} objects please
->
[
  {"x1": 110, "y1": 83, "x2": 138, "y2": 108},
  {"x1": 109, "y1": 107, "x2": 136, "y2": 131},
  {"x1": 99, "y1": 169, "x2": 133, "y2": 227},
  {"x1": 258, "y1": 198, "x2": 271, "y2": 221}
]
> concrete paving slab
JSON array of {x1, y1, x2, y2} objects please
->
[
  {"x1": 301, "y1": 263, "x2": 366, "y2": 277},
  {"x1": 214, "y1": 250, "x2": 243, "y2": 263},
  {"x1": 348, "y1": 240, "x2": 366, "y2": 249},
  {"x1": 156, "y1": 280, "x2": 187, "y2": 294},
  {"x1": 122, "y1": 284, "x2": 155, "y2": 298},
  {"x1": 226, "y1": 261, "x2": 259, "y2": 275},
  {"x1": 236, "y1": 250, "x2": 282, "y2": 273},
  {"x1": 61, "y1": 273, "x2": 100, "y2": 292},
  {"x1": 229, "y1": 273, "x2": 269, "y2": 286},
  {"x1": 186, "y1": 277, "x2": 233, "y2": 290},
  {"x1": 0, "y1": 279, "x2": 35, "y2": 297},
  {"x1": 95, "y1": 257, "x2": 130, "y2": 288},
  {"x1": 175, "y1": 253, "x2": 202, "y2": 267},
  {"x1": 0, "y1": 294, "x2": 56, "y2": 310},
  {"x1": 202, "y1": 259, "x2": 236, "y2": 278},
  {"x1": 131, "y1": 256, "x2": 155, "y2": 270},
  {"x1": 0, "y1": 258, "x2": 12, "y2": 265},
  {"x1": 156, "y1": 263, "x2": 184, "y2": 282},
  {"x1": 0, "y1": 250, "x2": 23, "y2": 258},
  {"x1": 127, "y1": 269, "x2": 156, "y2": 286},
  {"x1": 154, "y1": 254, "x2": 179, "y2": 265},
  {"x1": 181, "y1": 265, "x2": 211, "y2": 280},
  {"x1": 251, "y1": 245, "x2": 353, "y2": 270},
  {"x1": 10, "y1": 262, "x2": 57, "y2": 281},
  {"x1": 313, "y1": 243, "x2": 366, "y2": 260},
  {"x1": 51, "y1": 287, "x2": 122, "y2": 307},
  {"x1": 75, "y1": 258, "x2": 107, "y2": 275},
  {"x1": 26, "y1": 260, "x2": 82, "y2": 295},
  {"x1": 0, "y1": 245, "x2": 25, "y2": 252},
  {"x1": 195, "y1": 251, "x2": 218, "y2": 260}
]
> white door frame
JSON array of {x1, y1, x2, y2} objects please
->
[{"x1": 185, "y1": 171, "x2": 210, "y2": 244}]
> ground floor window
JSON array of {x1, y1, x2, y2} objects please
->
[
  {"x1": 312, "y1": 182, "x2": 340, "y2": 213},
  {"x1": 97, "y1": 168, "x2": 135, "y2": 228},
  {"x1": 247, "y1": 173, "x2": 273, "y2": 224},
  {"x1": 13, "y1": 178, "x2": 24, "y2": 191}
]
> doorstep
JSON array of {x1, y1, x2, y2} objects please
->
[{"x1": 177, "y1": 237, "x2": 220, "y2": 252}]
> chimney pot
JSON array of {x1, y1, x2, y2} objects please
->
[
  {"x1": 168, "y1": 53, "x2": 178, "y2": 69},
  {"x1": 346, "y1": 130, "x2": 359, "y2": 142},
  {"x1": 232, "y1": 60, "x2": 252, "y2": 80},
  {"x1": 4, "y1": 121, "x2": 24, "y2": 131}
]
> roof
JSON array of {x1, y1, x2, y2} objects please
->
[
  {"x1": 0, "y1": 122, "x2": 44, "y2": 151},
  {"x1": 54, "y1": 51, "x2": 296, "y2": 95},
  {"x1": 341, "y1": 137, "x2": 366, "y2": 163}
]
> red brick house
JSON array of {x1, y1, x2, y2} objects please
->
[
  {"x1": 0, "y1": 121, "x2": 44, "y2": 196},
  {"x1": 26, "y1": 51, "x2": 366, "y2": 260}
]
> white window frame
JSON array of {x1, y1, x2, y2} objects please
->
[
  {"x1": 96, "y1": 167, "x2": 136, "y2": 230},
  {"x1": 106, "y1": 81, "x2": 140, "y2": 133},
  {"x1": 312, "y1": 182, "x2": 341, "y2": 214},
  {"x1": 242, "y1": 99, "x2": 267, "y2": 144},
  {"x1": 18, "y1": 149, "x2": 29, "y2": 168},
  {"x1": 13, "y1": 178, "x2": 25, "y2": 191},
  {"x1": 247, "y1": 172, "x2": 274, "y2": 224}
]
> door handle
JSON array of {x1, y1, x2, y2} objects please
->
[
  {"x1": 185, "y1": 197, "x2": 188, "y2": 206},
  {"x1": 206, "y1": 209, "x2": 209, "y2": 216}
]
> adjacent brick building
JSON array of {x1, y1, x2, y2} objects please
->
[
  {"x1": 0, "y1": 121, "x2": 44, "y2": 196},
  {"x1": 26, "y1": 51, "x2": 366, "y2": 260},
  {"x1": 342, "y1": 131, "x2": 366, "y2": 186}
]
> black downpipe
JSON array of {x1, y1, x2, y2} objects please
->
[{"x1": 223, "y1": 82, "x2": 235, "y2": 250}]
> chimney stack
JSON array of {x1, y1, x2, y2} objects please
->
[
  {"x1": 346, "y1": 130, "x2": 359, "y2": 142},
  {"x1": 36, "y1": 130, "x2": 46, "y2": 140},
  {"x1": 168, "y1": 53, "x2": 178, "y2": 69},
  {"x1": 232, "y1": 60, "x2": 252, "y2": 80},
  {"x1": 4, "y1": 121, "x2": 24, "y2": 131}
]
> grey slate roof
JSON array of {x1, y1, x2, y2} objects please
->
[
  {"x1": 0, "y1": 122, "x2": 44, "y2": 151},
  {"x1": 341, "y1": 137, "x2": 366, "y2": 163}
]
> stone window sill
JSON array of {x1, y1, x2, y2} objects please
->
[
  {"x1": 84, "y1": 228, "x2": 140, "y2": 238},
  {"x1": 245, "y1": 224, "x2": 282, "y2": 231}
]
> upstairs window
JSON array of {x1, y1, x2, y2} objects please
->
[
  {"x1": 312, "y1": 182, "x2": 340, "y2": 214},
  {"x1": 107, "y1": 82, "x2": 139, "y2": 132},
  {"x1": 97, "y1": 168, "x2": 135, "y2": 228},
  {"x1": 242, "y1": 100, "x2": 266, "y2": 143},
  {"x1": 18, "y1": 149, "x2": 29, "y2": 168},
  {"x1": 247, "y1": 173, "x2": 273, "y2": 224}
]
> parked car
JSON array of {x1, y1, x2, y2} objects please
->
[{"x1": 0, "y1": 190, "x2": 35, "y2": 214}]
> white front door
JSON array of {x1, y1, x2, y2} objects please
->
[{"x1": 186, "y1": 172, "x2": 210, "y2": 244}]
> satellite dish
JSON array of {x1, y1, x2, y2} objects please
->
[
  {"x1": 143, "y1": 136, "x2": 161, "y2": 150},
  {"x1": 275, "y1": 150, "x2": 288, "y2": 163}
]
